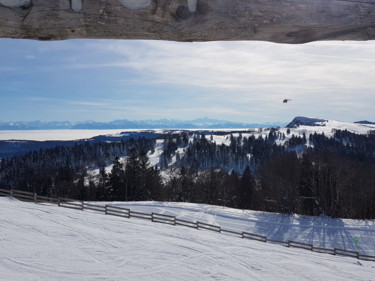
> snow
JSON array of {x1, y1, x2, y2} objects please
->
[
  {"x1": 285, "y1": 119, "x2": 375, "y2": 138},
  {"x1": 0, "y1": 129, "x2": 128, "y2": 141},
  {"x1": 106, "y1": 201, "x2": 375, "y2": 256},
  {"x1": 1, "y1": 197, "x2": 374, "y2": 281},
  {"x1": 148, "y1": 139, "x2": 164, "y2": 167}
]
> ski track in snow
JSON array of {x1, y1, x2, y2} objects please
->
[{"x1": 1, "y1": 197, "x2": 375, "y2": 281}]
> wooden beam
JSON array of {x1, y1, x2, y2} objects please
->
[{"x1": 0, "y1": 0, "x2": 374, "y2": 43}]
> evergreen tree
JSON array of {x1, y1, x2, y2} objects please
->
[
  {"x1": 109, "y1": 157, "x2": 125, "y2": 200},
  {"x1": 238, "y1": 166, "x2": 255, "y2": 209},
  {"x1": 96, "y1": 166, "x2": 109, "y2": 200}
]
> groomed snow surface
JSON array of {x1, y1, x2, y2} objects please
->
[{"x1": 1, "y1": 198, "x2": 374, "y2": 281}]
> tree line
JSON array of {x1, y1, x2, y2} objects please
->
[{"x1": 0, "y1": 129, "x2": 374, "y2": 219}]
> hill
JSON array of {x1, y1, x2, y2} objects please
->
[
  {"x1": 1, "y1": 197, "x2": 374, "y2": 281},
  {"x1": 1, "y1": 116, "x2": 374, "y2": 219}
]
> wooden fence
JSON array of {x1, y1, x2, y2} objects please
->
[{"x1": 1, "y1": 188, "x2": 374, "y2": 262}]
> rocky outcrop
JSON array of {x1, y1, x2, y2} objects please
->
[{"x1": 0, "y1": 0, "x2": 375, "y2": 43}]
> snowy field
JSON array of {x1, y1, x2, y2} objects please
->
[{"x1": 1, "y1": 197, "x2": 374, "y2": 281}]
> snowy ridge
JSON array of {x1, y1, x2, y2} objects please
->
[
  {"x1": 286, "y1": 116, "x2": 375, "y2": 136},
  {"x1": 1, "y1": 197, "x2": 375, "y2": 281}
]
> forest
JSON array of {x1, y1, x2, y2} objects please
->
[{"x1": 0, "y1": 129, "x2": 374, "y2": 219}]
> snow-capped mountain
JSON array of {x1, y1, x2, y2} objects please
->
[{"x1": 0, "y1": 118, "x2": 285, "y2": 130}]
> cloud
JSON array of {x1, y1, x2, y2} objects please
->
[
  {"x1": 68, "y1": 101, "x2": 109, "y2": 107},
  {"x1": 2, "y1": 39, "x2": 375, "y2": 123},
  {"x1": 85, "y1": 40, "x2": 375, "y2": 96}
]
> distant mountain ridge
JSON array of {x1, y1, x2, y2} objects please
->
[
  {"x1": 0, "y1": 118, "x2": 285, "y2": 130},
  {"x1": 355, "y1": 120, "x2": 375, "y2": 125}
]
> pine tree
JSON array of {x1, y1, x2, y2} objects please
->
[
  {"x1": 109, "y1": 157, "x2": 125, "y2": 200},
  {"x1": 238, "y1": 166, "x2": 255, "y2": 209},
  {"x1": 96, "y1": 166, "x2": 109, "y2": 200}
]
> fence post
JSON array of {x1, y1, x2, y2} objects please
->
[
  {"x1": 34, "y1": 193, "x2": 37, "y2": 203},
  {"x1": 10, "y1": 189, "x2": 13, "y2": 197}
]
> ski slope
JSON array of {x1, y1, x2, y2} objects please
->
[
  {"x1": 107, "y1": 201, "x2": 375, "y2": 256},
  {"x1": 1, "y1": 197, "x2": 374, "y2": 281}
]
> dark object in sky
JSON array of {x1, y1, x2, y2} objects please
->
[{"x1": 283, "y1": 99, "x2": 291, "y2": 103}]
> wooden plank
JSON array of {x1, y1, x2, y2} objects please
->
[
  {"x1": 83, "y1": 203, "x2": 106, "y2": 213},
  {"x1": 36, "y1": 195, "x2": 59, "y2": 204},
  {"x1": 288, "y1": 241, "x2": 313, "y2": 250},
  {"x1": 221, "y1": 229, "x2": 242, "y2": 237},
  {"x1": 175, "y1": 218, "x2": 198, "y2": 229},
  {"x1": 0, "y1": 188, "x2": 11, "y2": 196},
  {"x1": 58, "y1": 201, "x2": 83, "y2": 210},
  {"x1": 12, "y1": 190, "x2": 34, "y2": 196},
  {"x1": 358, "y1": 254, "x2": 375, "y2": 262},
  {"x1": 242, "y1": 232, "x2": 267, "y2": 242},
  {"x1": 267, "y1": 239, "x2": 289, "y2": 246},
  {"x1": 105, "y1": 205, "x2": 130, "y2": 212},
  {"x1": 1, "y1": 0, "x2": 375, "y2": 43},
  {"x1": 12, "y1": 193, "x2": 34, "y2": 202},
  {"x1": 58, "y1": 203, "x2": 84, "y2": 211},
  {"x1": 152, "y1": 213, "x2": 176, "y2": 225},
  {"x1": 197, "y1": 221, "x2": 221, "y2": 232},
  {"x1": 334, "y1": 248, "x2": 359, "y2": 258},
  {"x1": 312, "y1": 247, "x2": 335, "y2": 255},
  {"x1": 105, "y1": 205, "x2": 130, "y2": 218},
  {"x1": 129, "y1": 210, "x2": 152, "y2": 220}
]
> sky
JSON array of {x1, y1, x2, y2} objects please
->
[{"x1": 1, "y1": 38, "x2": 375, "y2": 124}]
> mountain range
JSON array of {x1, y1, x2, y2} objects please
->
[{"x1": 0, "y1": 118, "x2": 285, "y2": 130}]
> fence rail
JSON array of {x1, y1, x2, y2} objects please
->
[
  {"x1": 152, "y1": 213, "x2": 176, "y2": 225},
  {"x1": 105, "y1": 205, "x2": 130, "y2": 218},
  {"x1": 288, "y1": 241, "x2": 313, "y2": 250},
  {"x1": 242, "y1": 232, "x2": 267, "y2": 242},
  {"x1": 312, "y1": 246, "x2": 335, "y2": 255},
  {"x1": 1, "y1": 188, "x2": 374, "y2": 262},
  {"x1": 83, "y1": 202, "x2": 106, "y2": 213},
  {"x1": 175, "y1": 218, "x2": 198, "y2": 229},
  {"x1": 58, "y1": 199, "x2": 84, "y2": 210}
]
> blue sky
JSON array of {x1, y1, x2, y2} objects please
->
[{"x1": 1, "y1": 38, "x2": 374, "y2": 123}]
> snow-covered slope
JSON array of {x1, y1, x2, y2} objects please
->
[
  {"x1": 286, "y1": 116, "x2": 375, "y2": 136},
  {"x1": 107, "y1": 201, "x2": 375, "y2": 256},
  {"x1": 1, "y1": 198, "x2": 374, "y2": 281}
]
